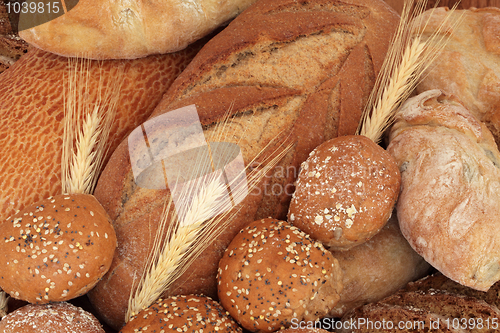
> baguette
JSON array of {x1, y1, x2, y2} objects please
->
[{"x1": 89, "y1": 0, "x2": 400, "y2": 329}]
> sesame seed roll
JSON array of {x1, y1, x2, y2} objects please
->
[
  {"x1": 0, "y1": 194, "x2": 117, "y2": 303},
  {"x1": 121, "y1": 295, "x2": 242, "y2": 332},
  {"x1": 217, "y1": 218, "x2": 343, "y2": 332}
]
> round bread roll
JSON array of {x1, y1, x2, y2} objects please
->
[
  {"x1": 217, "y1": 218, "x2": 343, "y2": 332},
  {"x1": 121, "y1": 295, "x2": 242, "y2": 333},
  {"x1": 0, "y1": 302, "x2": 105, "y2": 332},
  {"x1": 278, "y1": 328, "x2": 330, "y2": 333},
  {"x1": 288, "y1": 135, "x2": 400, "y2": 250},
  {"x1": 0, "y1": 194, "x2": 117, "y2": 303}
]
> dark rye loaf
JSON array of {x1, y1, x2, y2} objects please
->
[{"x1": 89, "y1": 0, "x2": 399, "y2": 329}]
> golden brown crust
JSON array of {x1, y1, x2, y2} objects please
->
[
  {"x1": 0, "y1": 194, "x2": 116, "y2": 303},
  {"x1": 0, "y1": 44, "x2": 199, "y2": 221},
  {"x1": 415, "y1": 7, "x2": 500, "y2": 147},
  {"x1": 121, "y1": 295, "x2": 242, "y2": 333},
  {"x1": 18, "y1": 0, "x2": 257, "y2": 59},
  {"x1": 288, "y1": 135, "x2": 400, "y2": 250},
  {"x1": 0, "y1": 302, "x2": 105, "y2": 333},
  {"x1": 329, "y1": 214, "x2": 431, "y2": 318},
  {"x1": 387, "y1": 90, "x2": 500, "y2": 291},
  {"x1": 217, "y1": 218, "x2": 343, "y2": 332},
  {"x1": 90, "y1": 0, "x2": 399, "y2": 329}
]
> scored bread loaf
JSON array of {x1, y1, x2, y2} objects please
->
[
  {"x1": 18, "y1": 0, "x2": 257, "y2": 59},
  {"x1": 0, "y1": 44, "x2": 200, "y2": 221},
  {"x1": 89, "y1": 0, "x2": 400, "y2": 329}
]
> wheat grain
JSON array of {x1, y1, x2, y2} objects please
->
[
  {"x1": 61, "y1": 57, "x2": 123, "y2": 195},
  {"x1": 126, "y1": 129, "x2": 293, "y2": 320},
  {"x1": 358, "y1": 0, "x2": 463, "y2": 143}
]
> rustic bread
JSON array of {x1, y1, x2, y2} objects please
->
[
  {"x1": 288, "y1": 135, "x2": 400, "y2": 250},
  {"x1": 329, "y1": 214, "x2": 431, "y2": 318},
  {"x1": 415, "y1": 7, "x2": 500, "y2": 147},
  {"x1": 18, "y1": 0, "x2": 257, "y2": 60},
  {"x1": 0, "y1": 44, "x2": 201, "y2": 221},
  {"x1": 217, "y1": 218, "x2": 343, "y2": 332},
  {"x1": 89, "y1": 0, "x2": 399, "y2": 329},
  {"x1": 121, "y1": 295, "x2": 242, "y2": 333},
  {"x1": 0, "y1": 302, "x2": 105, "y2": 333},
  {"x1": 0, "y1": 194, "x2": 116, "y2": 304},
  {"x1": 387, "y1": 89, "x2": 500, "y2": 291}
]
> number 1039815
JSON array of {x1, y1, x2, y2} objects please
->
[
  {"x1": 443, "y1": 317, "x2": 498, "y2": 330},
  {"x1": 6, "y1": 1, "x2": 61, "y2": 14}
]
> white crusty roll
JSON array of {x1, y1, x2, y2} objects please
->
[
  {"x1": 217, "y1": 218, "x2": 343, "y2": 332},
  {"x1": 18, "y1": 0, "x2": 257, "y2": 59},
  {"x1": 0, "y1": 302, "x2": 105, "y2": 332},
  {"x1": 0, "y1": 194, "x2": 117, "y2": 303},
  {"x1": 387, "y1": 89, "x2": 500, "y2": 291},
  {"x1": 121, "y1": 295, "x2": 242, "y2": 333}
]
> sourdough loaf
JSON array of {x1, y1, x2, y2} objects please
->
[
  {"x1": 18, "y1": 0, "x2": 257, "y2": 59},
  {"x1": 89, "y1": 0, "x2": 399, "y2": 329},
  {"x1": 387, "y1": 89, "x2": 500, "y2": 291},
  {"x1": 414, "y1": 7, "x2": 500, "y2": 147},
  {"x1": 0, "y1": 44, "x2": 200, "y2": 221}
]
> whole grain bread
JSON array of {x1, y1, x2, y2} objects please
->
[{"x1": 89, "y1": 0, "x2": 400, "y2": 329}]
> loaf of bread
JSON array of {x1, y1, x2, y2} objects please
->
[
  {"x1": 18, "y1": 0, "x2": 257, "y2": 60},
  {"x1": 387, "y1": 89, "x2": 500, "y2": 291},
  {"x1": 0, "y1": 44, "x2": 201, "y2": 221},
  {"x1": 414, "y1": 7, "x2": 500, "y2": 147},
  {"x1": 329, "y1": 213, "x2": 431, "y2": 318},
  {"x1": 89, "y1": 0, "x2": 400, "y2": 328}
]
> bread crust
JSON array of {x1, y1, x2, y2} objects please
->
[
  {"x1": 387, "y1": 89, "x2": 500, "y2": 291},
  {"x1": 90, "y1": 0, "x2": 399, "y2": 329},
  {"x1": 18, "y1": 0, "x2": 257, "y2": 59}
]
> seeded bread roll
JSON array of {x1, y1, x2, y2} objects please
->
[
  {"x1": 0, "y1": 302, "x2": 105, "y2": 333},
  {"x1": 217, "y1": 218, "x2": 343, "y2": 332},
  {"x1": 121, "y1": 295, "x2": 242, "y2": 333},
  {"x1": 0, "y1": 194, "x2": 117, "y2": 303},
  {"x1": 288, "y1": 135, "x2": 400, "y2": 250}
]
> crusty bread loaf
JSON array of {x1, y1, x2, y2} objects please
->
[
  {"x1": 0, "y1": 45, "x2": 200, "y2": 221},
  {"x1": 0, "y1": 194, "x2": 116, "y2": 304},
  {"x1": 0, "y1": 302, "x2": 105, "y2": 333},
  {"x1": 387, "y1": 89, "x2": 500, "y2": 291},
  {"x1": 288, "y1": 135, "x2": 400, "y2": 250},
  {"x1": 329, "y1": 214, "x2": 431, "y2": 318},
  {"x1": 414, "y1": 7, "x2": 500, "y2": 147},
  {"x1": 18, "y1": 0, "x2": 257, "y2": 60},
  {"x1": 89, "y1": 0, "x2": 400, "y2": 329}
]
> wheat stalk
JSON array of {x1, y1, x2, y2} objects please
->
[
  {"x1": 0, "y1": 289, "x2": 8, "y2": 319},
  {"x1": 358, "y1": 0, "x2": 463, "y2": 143},
  {"x1": 62, "y1": 57, "x2": 123, "y2": 194},
  {"x1": 126, "y1": 118, "x2": 293, "y2": 320}
]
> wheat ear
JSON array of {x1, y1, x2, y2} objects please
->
[
  {"x1": 61, "y1": 57, "x2": 123, "y2": 194},
  {"x1": 358, "y1": 0, "x2": 463, "y2": 143},
  {"x1": 127, "y1": 119, "x2": 293, "y2": 320},
  {"x1": 0, "y1": 289, "x2": 8, "y2": 319}
]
